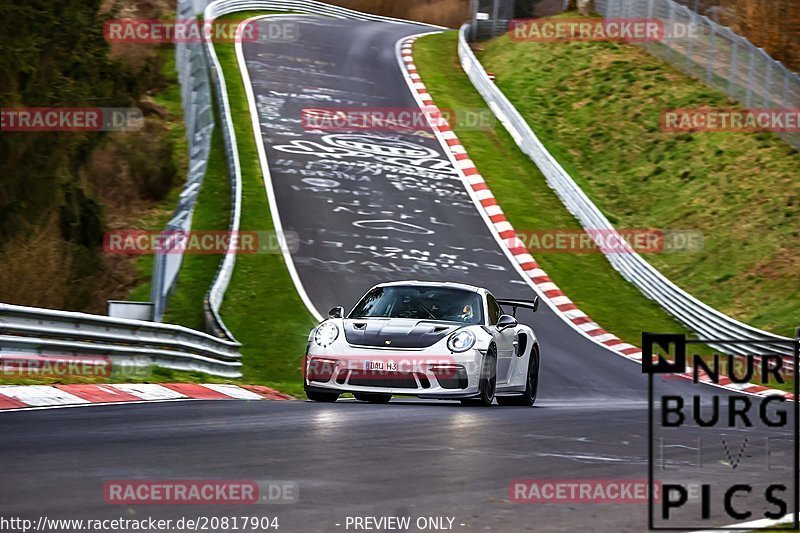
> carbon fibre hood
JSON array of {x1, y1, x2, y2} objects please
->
[{"x1": 343, "y1": 319, "x2": 458, "y2": 349}]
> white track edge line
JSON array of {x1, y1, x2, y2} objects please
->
[
  {"x1": 0, "y1": 398, "x2": 201, "y2": 413},
  {"x1": 235, "y1": 15, "x2": 324, "y2": 322}
]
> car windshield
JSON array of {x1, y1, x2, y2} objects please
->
[{"x1": 349, "y1": 286, "x2": 484, "y2": 324}]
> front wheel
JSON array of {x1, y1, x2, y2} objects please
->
[
  {"x1": 461, "y1": 346, "x2": 497, "y2": 407},
  {"x1": 306, "y1": 390, "x2": 340, "y2": 403},
  {"x1": 354, "y1": 393, "x2": 391, "y2": 404},
  {"x1": 497, "y1": 345, "x2": 539, "y2": 407}
]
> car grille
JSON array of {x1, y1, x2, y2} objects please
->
[
  {"x1": 431, "y1": 366, "x2": 468, "y2": 389},
  {"x1": 347, "y1": 370, "x2": 421, "y2": 389}
]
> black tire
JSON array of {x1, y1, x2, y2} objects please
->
[
  {"x1": 461, "y1": 345, "x2": 497, "y2": 407},
  {"x1": 353, "y1": 393, "x2": 392, "y2": 404},
  {"x1": 305, "y1": 390, "x2": 340, "y2": 403},
  {"x1": 497, "y1": 345, "x2": 540, "y2": 407}
]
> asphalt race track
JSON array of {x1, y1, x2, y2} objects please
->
[
  {"x1": 0, "y1": 16, "x2": 793, "y2": 533},
  {"x1": 0, "y1": 396, "x2": 791, "y2": 532},
  {"x1": 240, "y1": 15, "x2": 661, "y2": 402}
]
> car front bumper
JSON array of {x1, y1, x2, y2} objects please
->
[{"x1": 303, "y1": 349, "x2": 485, "y2": 398}]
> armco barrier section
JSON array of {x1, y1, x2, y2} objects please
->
[
  {"x1": 458, "y1": 24, "x2": 794, "y2": 359},
  {"x1": 0, "y1": 304, "x2": 242, "y2": 378},
  {"x1": 152, "y1": 0, "x2": 216, "y2": 323},
  {"x1": 203, "y1": 0, "x2": 446, "y2": 27}
]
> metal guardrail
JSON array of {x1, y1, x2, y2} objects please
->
[
  {"x1": 155, "y1": 0, "x2": 260, "y2": 340},
  {"x1": 191, "y1": 0, "x2": 243, "y2": 342},
  {"x1": 458, "y1": 24, "x2": 794, "y2": 358},
  {"x1": 203, "y1": 0, "x2": 447, "y2": 27},
  {"x1": 152, "y1": 1, "x2": 216, "y2": 323},
  {"x1": 0, "y1": 303, "x2": 242, "y2": 378}
]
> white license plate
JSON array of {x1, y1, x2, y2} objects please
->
[{"x1": 364, "y1": 360, "x2": 398, "y2": 371}]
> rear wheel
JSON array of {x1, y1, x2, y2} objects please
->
[
  {"x1": 497, "y1": 345, "x2": 539, "y2": 407},
  {"x1": 354, "y1": 393, "x2": 392, "y2": 404},
  {"x1": 306, "y1": 390, "x2": 340, "y2": 403},
  {"x1": 461, "y1": 345, "x2": 497, "y2": 407}
]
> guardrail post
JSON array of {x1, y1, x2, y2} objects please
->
[
  {"x1": 764, "y1": 59, "x2": 772, "y2": 108},
  {"x1": 685, "y1": 12, "x2": 696, "y2": 70},
  {"x1": 491, "y1": 0, "x2": 500, "y2": 38},
  {"x1": 706, "y1": 23, "x2": 715, "y2": 83},
  {"x1": 795, "y1": 327, "x2": 800, "y2": 394},
  {"x1": 666, "y1": 1, "x2": 675, "y2": 52},
  {"x1": 745, "y1": 47, "x2": 755, "y2": 108},
  {"x1": 728, "y1": 40, "x2": 738, "y2": 95},
  {"x1": 783, "y1": 74, "x2": 790, "y2": 110},
  {"x1": 151, "y1": 242, "x2": 167, "y2": 322},
  {"x1": 471, "y1": 0, "x2": 479, "y2": 42},
  {"x1": 151, "y1": 251, "x2": 161, "y2": 321}
]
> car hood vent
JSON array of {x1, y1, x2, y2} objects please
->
[{"x1": 343, "y1": 319, "x2": 457, "y2": 349}]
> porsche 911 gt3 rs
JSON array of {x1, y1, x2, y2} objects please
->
[{"x1": 303, "y1": 281, "x2": 540, "y2": 406}]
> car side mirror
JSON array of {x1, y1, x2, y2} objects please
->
[
  {"x1": 497, "y1": 314, "x2": 517, "y2": 331},
  {"x1": 328, "y1": 306, "x2": 345, "y2": 319}
]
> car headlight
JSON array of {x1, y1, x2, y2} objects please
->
[
  {"x1": 447, "y1": 329, "x2": 476, "y2": 352},
  {"x1": 314, "y1": 322, "x2": 339, "y2": 347}
]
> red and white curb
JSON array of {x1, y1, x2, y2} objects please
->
[
  {"x1": 398, "y1": 35, "x2": 792, "y2": 401},
  {"x1": 0, "y1": 383, "x2": 292, "y2": 411}
]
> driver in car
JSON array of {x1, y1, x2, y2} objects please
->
[{"x1": 397, "y1": 294, "x2": 422, "y2": 318}]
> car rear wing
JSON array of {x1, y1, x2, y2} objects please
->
[{"x1": 497, "y1": 297, "x2": 539, "y2": 317}]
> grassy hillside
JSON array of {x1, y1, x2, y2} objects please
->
[{"x1": 476, "y1": 30, "x2": 799, "y2": 337}]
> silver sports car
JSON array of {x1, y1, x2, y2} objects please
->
[{"x1": 303, "y1": 281, "x2": 540, "y2": 406}]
